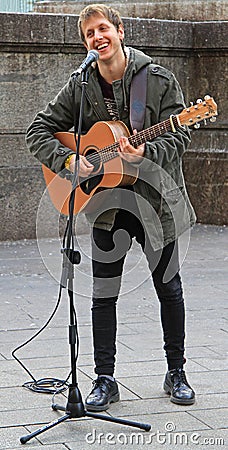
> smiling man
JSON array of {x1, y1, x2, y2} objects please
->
[{"x1": 26, "y1": 4, "x2": 196, "y2": 412}]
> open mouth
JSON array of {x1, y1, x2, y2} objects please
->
[{"x1": 97, "y1": 43, "x2": 109, "y2": 51}]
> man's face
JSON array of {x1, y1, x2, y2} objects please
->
[{"x1": 82, "y1": 13, "x2": 124, "y2": 63}]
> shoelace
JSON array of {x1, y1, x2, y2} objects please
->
[
  {"x1": 92, "y1": 378, "x2": 109, "y2": 393},
  {"x1": 172, "y1": 369, "x2": 188, "y2": 387}
]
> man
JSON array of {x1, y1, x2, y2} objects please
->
[{"x1": 26, "y1": 4, "x2": 196, "y2": 411}]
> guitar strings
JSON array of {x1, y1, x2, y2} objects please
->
[{"x1": 82, "y1": 118, "x2": 173, "y2": 167}]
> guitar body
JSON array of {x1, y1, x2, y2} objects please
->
[{"x1": 42, "y1": 121, "x2": 138, "y2": 215}]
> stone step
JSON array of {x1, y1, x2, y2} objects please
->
[{"x1": 33, "y1": 0, "x2": 228, "y2": 21}]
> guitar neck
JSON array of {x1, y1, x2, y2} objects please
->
[
  {"x1": 99, "y1": 116, "x2": 179, "y2": 164},
  {"x1": 128, "y1": 116, "x2": 178, "y2": 147}
]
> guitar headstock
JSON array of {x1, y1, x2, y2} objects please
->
[{"x1": 178, "y1": 95, "x2": 218, "y2": 128}]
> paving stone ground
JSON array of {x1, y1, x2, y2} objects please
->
[{"x1": 0, "y1": 224, "x2": 227, "y2": 449}]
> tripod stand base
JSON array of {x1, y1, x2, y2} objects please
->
[{"x1": 20, "y1": 384, "x2": 151, "y2": 444}]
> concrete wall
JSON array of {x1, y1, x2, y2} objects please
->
[{"x1": 0, "y1": 12, "x2": 227, "y2": 241}]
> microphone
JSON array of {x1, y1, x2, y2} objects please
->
[{"x1": 72, "y1": 50, "x2": 99, "y2": 77}]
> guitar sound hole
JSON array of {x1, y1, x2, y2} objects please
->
[
  {"x1": 86, "y1": 148, "x2": 101, "y2": 173},
  {"x1": 79, "y1": 148, "x2": 104, "y2": 195}
]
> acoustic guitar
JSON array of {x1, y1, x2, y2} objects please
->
[{"x1": 42, "y1": 95, "x2": 217, "y2": 215}]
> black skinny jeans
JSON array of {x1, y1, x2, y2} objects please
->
[{"x1": 91, "y1": 208, "x2": 185, "y2": 376}]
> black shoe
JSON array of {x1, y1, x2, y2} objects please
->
[
  {"x1": 164, "y1": 368, "x2": 195, "y2": 405},
  {"x1": 85, "y1": 376, "x2": 120, "y2": 412}
]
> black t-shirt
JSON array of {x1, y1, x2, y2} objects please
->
[{"x1": 98, "y1": 71, "x2": 119, "y2": 121}]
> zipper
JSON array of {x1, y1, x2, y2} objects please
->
[{"x1": 158, "y1": 181, "x2": 164, "y2": 218}]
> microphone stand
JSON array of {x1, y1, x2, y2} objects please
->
[{"x1": 20, "y1": 67, "x2": 151, "y2": 445}]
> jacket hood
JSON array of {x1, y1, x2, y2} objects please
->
[{"x1": 125, "y1": 46, "x2": 152, "y2": 75}]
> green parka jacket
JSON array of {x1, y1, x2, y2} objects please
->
[{"x1": 26, "y1": 47, "x2": 196, "y2": 250}]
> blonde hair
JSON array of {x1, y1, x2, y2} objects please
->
[{"x1": 78, "y1": 3, "x2": 123, "y2": 43}]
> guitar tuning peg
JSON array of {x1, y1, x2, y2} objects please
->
[
  {"x1": 194, "y1": 122, "x2": 200, "y2": 129},
  {"x1": 210, "y1": 116, "x2": 217, "y2": 123},
  {"x1": 196, "y1": 99, "x2": 202, "y2": 103},
  {"x1": 204, "y1": 119, "x2": 207, "y2": 126},
  {"x1": 190, "y1": 101, "x2": 194, "y2": 106},
  {"x1": 204, "y1": 95, "x2": 211, "y2": 100}
]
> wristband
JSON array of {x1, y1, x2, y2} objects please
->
[{"x1": 65, "y1": 154, "x2": 74, "y2": 170}]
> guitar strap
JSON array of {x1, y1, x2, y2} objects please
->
[{"x1": 130, "y1": 66, "x2": 148, "y2": 132}]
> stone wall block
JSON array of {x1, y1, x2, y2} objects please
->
[
  {"x1": 0, "y1": 53, "x2": 80, "y2": 133},
  {"x1": 193, "y1": 21, "x2": 228, "y2": 50},
  {"x1": 183, "y1": 151, "x2": 228, "y2": 225},
  {"x1": 124, "y1": 18, "x2": 193, "y2": 49},
  {"x1": 0, "y1": 13, "x2": 64, "y2": 45}
]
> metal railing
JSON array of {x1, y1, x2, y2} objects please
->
[{"x1": 0, "y1": 0, "x2": 36, "y2": 12}]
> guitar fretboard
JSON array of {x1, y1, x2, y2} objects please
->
[{"x1": 87, "y1": 116, "x2": 179, "y2": 166}]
